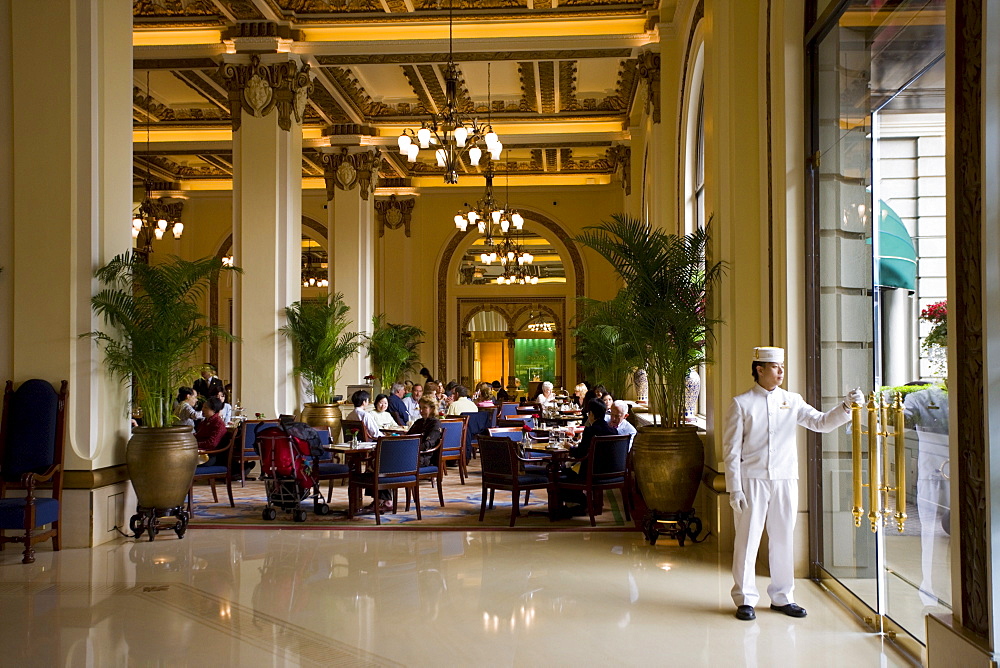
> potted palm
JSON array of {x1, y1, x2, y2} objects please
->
[
  {"x1": 364, "y1": 314, "x2": 424, "y2": 394},
  {"x1": 86, "y1": 251, "x2": 239, "y2": 538},
  {"x1": 575, "y1": 214, "x2": 724, "y2": 527},
  {"x1": 572, "y1": 293, "x2": 639, "y2": 400},
  {"x1": 281, "y1": 294, "x2": 362, "y2": 440}
]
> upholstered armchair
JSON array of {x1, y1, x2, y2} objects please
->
[{"x1": 0, "y1": 379, "x2": 69, "y2": 563}]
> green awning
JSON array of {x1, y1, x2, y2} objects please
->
[{"x1": 874, "y1": 200, "x2": 917, "y2": 291}]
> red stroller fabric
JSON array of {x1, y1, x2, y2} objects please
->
[{"x1": 256, "y1": 426, "x2": 316, "y2": 491}]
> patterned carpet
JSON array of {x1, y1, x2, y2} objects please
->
[{"x1": 188, "y1": 458, "x2": 638, "y2": 531}]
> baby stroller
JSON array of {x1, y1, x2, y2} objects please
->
[{"x1": 254, "y1": 417, "x2": 331, "y2": 521}]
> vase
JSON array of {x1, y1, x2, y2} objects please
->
[
  {"x1": 633, "y1": 369, "x2": 648, "y2": 402},
  {"x1": 684, "y1": 368, "x2": 701, "y2": 422},
  {"x1": 632, "y1": 424, "x2": 704, "y2": 515},
  {"x1": 126, "y1": 426, "x2": 199, "y2": 510},
  {"x1": 301, "y1": 402, "x2": 344, "y2": 443}
]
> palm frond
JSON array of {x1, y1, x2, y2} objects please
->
[
  {"x1": 281, "y1": 294, "x2": 362, "y2": 403},
  {"x1": 84, "y1": 251, "x2": 241, "y2": 427}
]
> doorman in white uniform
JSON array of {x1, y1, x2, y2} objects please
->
[{"x1": 723, "y1": 346, "x2": 863, "y2": 621}]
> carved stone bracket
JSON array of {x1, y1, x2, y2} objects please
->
[
  {"x1": 374, "y1": 194, "x2": 415, "y2": 237},
  {"x1": 636, "y1": 50, "x2": 661, "y2": 124},
  {"x1": 321, "y1": 148, "x2": 383, "y2": 202},
  {"x1": 608, "y1": 145, "x2": 632, "y2": 196},
  {"x1": 219, "y1": 54, "x2": 313, "y2": 132}
]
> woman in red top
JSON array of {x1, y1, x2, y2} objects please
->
[{"x1": 195, "y1": 397, "x2": 228, "y2": 465}]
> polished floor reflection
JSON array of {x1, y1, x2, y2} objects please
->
[{"x1": 0, "y1": 530, "x2": 916, "y2": 667}]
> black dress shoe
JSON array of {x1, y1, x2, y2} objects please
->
[
  {"x1": 735, "y1": 605, "x2": 756, "y2": 621},
  {"x1": 770, "y1": 603, "x2": 807, "y2": 618}
]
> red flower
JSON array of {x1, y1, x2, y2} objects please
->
[{"x1": 920, "y1": 300, "x2": 947, "y2": 323}]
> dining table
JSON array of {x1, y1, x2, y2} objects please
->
[{"x1": 323, "y1": 442, "x2": 377, "y2": 514}]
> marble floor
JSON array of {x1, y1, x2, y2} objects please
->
[{"x1": 0, "y1": 529, "x2": 919, "y2": 667}]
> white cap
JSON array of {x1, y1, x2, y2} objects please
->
[{"x1": 753, "y1": 346, "x2": 784, "y2": 363}]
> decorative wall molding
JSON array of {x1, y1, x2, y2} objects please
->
[
  {"x1": 320, "y1": 148, "x2": 383, "y2": 202},
  {"x1": 636, "y1": 49, "x2": 661, "y2": 123},
  {"x1": 374, "y1": 194, "x2": 415, "y2": 237},
  {"x1": 219, "y1": 54, "x2": 313, "y2": 132},
  {"x1": 608, "y1": 144, "x2": 632, "y2": 195}
]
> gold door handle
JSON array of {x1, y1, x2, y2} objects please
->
[{"x1": 849, "y1": 391, "x2": 907, "y2": 533}]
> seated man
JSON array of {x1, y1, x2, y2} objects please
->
[
  {"x1": 403, "y1": 383, "x2": 424, "y2": 424},
  {"x1": 387, "y1": 382, "x2": 410, "y2": 426},
  {"x1": 446, "y1": 384, "x2": 478, "y2": 416},
  {"x1": 345, "y1": 389, "x2": 383, "y2": 440},
  {"x1": 557, "y1": 399, "x2": 616, "y2": 515},
  {"x1": 609, "y1": 400, "x2": 637, "y2": 448}
]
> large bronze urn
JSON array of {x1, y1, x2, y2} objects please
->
[
  {"x1": 127, "y1": 426, "x2": 199, "y2": 510},
  {"x1": 300, "y1": 402, "x2": 344, "y2": 443},
  {"x1": 632, "y1": 424, "x2": 704, "y2": 544}
]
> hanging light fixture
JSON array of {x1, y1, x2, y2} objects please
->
[
  {"x1": 132, "y1": 70, "x2": 184, "y2": 253},
  {"x1": 397, "y1": 2, "x2": 501, "y2": 183}
]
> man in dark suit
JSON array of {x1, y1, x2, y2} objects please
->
[
  {"x1": 387, "y1": 382, "x2": 410, "y2": 426},
  {"x1": 193, "y1": 363, "x2": 224, "y2": 400},
  {"x1": 557, "y1": 399, "x2": 616, "y2": 515}
]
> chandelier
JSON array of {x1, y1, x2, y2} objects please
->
[
  {"x1": 453, "y1": 163, "x2": 524, "y2": 239},
  {"x1": 132, "y1": 71, "x2": 184, "y2": 251},
  {"x1": 396, "y1": 3, "x2": 501, "y2": 184}
]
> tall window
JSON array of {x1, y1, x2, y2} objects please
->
[{"x1": 693, "y1": 91, "x2": 705, "y2": 230}]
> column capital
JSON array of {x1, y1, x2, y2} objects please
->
[
  {"x1": 219, "y1": 53, "x2": 312, "y2": 133},
  {"x1": 636, "y1": 49, "x2": 661, "y2": 124},
  {"x1": 321, "y1": 147, "x2": 383, "y2": 202},
  {"x1": 374, "y1": 194, "x2": 415, "y2": 238}
]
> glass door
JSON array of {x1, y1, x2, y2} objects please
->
[{"x1": 810, "y1": 0, "x2": 949, "y2": 654}]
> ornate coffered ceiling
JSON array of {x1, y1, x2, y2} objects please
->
[{"x1": 132, "y1": 0, "x2": 662, "y2": 186}]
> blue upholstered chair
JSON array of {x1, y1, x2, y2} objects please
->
[
  {"x1": 499, "y1": 402, "x2": 519, "y2": 418},
  {"x1": 476, "y1": 436, "x2": 551, "y2": 527},
  {"x1": 0, "y1": 379, "x2": 69, "y2": 564},
  {"x1": 313, "y1": 427, "x2": 349, "y2": 502},
  {"x1": 348, "y1": 435, "x2": 422, "y2": 525},
  {"x1": 438, "y1": 418, "x2": 468, "y2": 484},
  {"x1": 554, "y1": 434, "x2": 632, "y2": 527},
  {"x1": 461, "y1": 409, "x2": 493, "y2": 459},
  {"x1": 188, "y1": 429, "x2": 235, "y2": 514}
]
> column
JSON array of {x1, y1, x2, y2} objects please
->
[
  {"x1": 6, "y1": 0, "x2": 133, "y2": 546},
  {"x1": 222, "y1": 51, "x2": 312, "y2": 418},
  {"x1": 322, "y1": 145, "x2": 382, "y2": 396},
  {"x1": 926, "y1": 0, "x2": 1000, "y2": 664}
]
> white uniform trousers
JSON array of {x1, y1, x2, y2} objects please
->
[{"x1": 731, "y1": 478, "x2": 797, "y2": 608}]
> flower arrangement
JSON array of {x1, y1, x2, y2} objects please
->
[
  {"x1": 921, "y1": 300, "x2": 947, "y2": 350},
  {"x1": 364, "y1": 375, "x2": 376, "y2": 383}
]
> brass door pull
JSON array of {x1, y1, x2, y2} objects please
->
[{"x1": 850, "y1": 391, "x2": 907, "y2": 533}]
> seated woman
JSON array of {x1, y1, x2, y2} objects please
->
[
  {"x1": 173, "y1": 386, "x2": 201, "y2": 430},
  {"x1": 407, "y1": 396, "x2": 444, "y2": 466},
  {"x1": 474, "y1": 382, "x2": 495, "y2": 408},
  {"x1": 214, "y1": 388, "x2": 233, "y2": 425},
  {"x1": 572, "y1": 383, "x2": 588, "y2": 408},
  {"x1": 195, "y1": 397, "x2": 228, "y2": 465},
  {"x1": 536, "y1": 381, "x2": 556, "y2": 406},
  {"x1": 370, "y1": 393, "x2": 402, "y2": 431}
]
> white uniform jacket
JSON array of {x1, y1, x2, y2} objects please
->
[{"x1": 723, "y1": 384, "x2": 850, "y2": 494}]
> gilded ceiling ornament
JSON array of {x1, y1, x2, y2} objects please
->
[
  {"x1": 321, "y1": 148, "x2": 383, "y2": 201},
  {"x1": 219, "y1": 54, "x2": 313, "y2": 132},
  {"x1": 636, "y1": 50, "x2": 661, "y2": 123},
  {"x1": 375, "y1": 195, "x2": 415, "y2": 238}
]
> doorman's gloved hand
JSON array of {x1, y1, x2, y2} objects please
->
[
  {"x1": 729, "y1": 490, "x2": 748, "y2": 513},
  {"x1": 844, "y1": 387, "x2": 865, "y2": 408}
]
